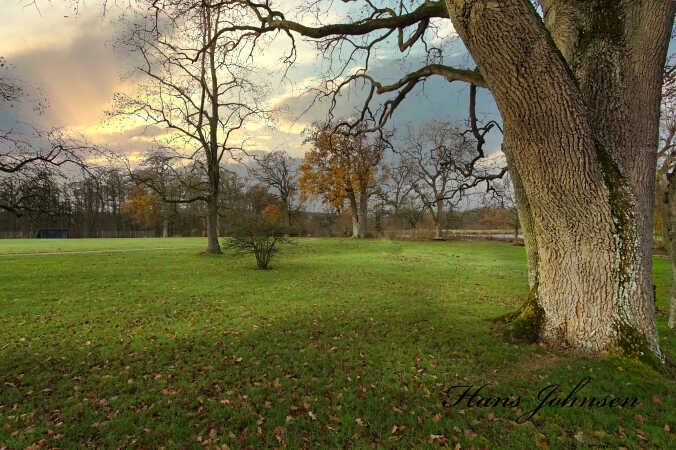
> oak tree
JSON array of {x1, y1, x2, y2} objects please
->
[
  {"x1": 299, "y1": 124, "x2": 388, "y2": 238},
  {"x1": 122, "y1": 186, "x2": 161, "y2": 229},
  {"x1": 201, "y1": 0, "x2": 674, "y2": 357}
]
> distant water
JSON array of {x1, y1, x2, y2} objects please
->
[{"x1": 449, "y1": 233, "x2": 523, "y2": 240}]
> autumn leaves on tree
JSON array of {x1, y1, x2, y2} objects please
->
[{"x1": 299, "y1": 124, "x2": 388, "y2": 239}]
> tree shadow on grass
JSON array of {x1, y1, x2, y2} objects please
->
[{"x1": 1, "y1": 303, "x2": 671, "y2": 449}]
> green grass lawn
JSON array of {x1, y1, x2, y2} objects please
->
[
  {"x1": 0, "y1": 237, "x2": 206, "y2": 254},
  {"x1": 0, "y1": 238, "x2": 673, "y2": 449}
]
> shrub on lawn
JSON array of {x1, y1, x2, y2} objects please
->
[{"x1": 222, "y1": 205, "x2": 290, "y2": 269}]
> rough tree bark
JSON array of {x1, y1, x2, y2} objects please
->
[
  {"x1": 206, "y1": 195, "x2": 221, "y2": 253},
  {"x1": 445, "y1": 0, "x2": 674, "y2": 356},
  {"x1": 502, "y1": 139, "x2": 538, "y2": 289}
]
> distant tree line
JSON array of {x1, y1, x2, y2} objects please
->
[{"x1": 0, "y1": 144, "x2": 516, "y2": 239}]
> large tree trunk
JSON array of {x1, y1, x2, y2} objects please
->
[
  {"x1": 446, "y1": 0, "x2": 674, "y2": 356},
  {"x1": 665, "y1": 171, "x2": 676, "y2": 329},
  {"x1": 206, "y1": 158, "x2": 221, "y2": 254},
  {"x1": 502, "y1": 141, "x2": 538, "y2": 289}
]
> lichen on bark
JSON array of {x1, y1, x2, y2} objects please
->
[
  {"x1": 612, "y1": 321, "x2": 664, "y2": 368},
  {"x1": 497, "y1": 284, "x2": 545, "y2": 344},
  {"x1": 595, "y1": 140, "x2": 641, "y2": 319}
]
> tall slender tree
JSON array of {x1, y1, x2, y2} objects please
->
[{"x1": 113, "y1": 0, "x2": 268, "y2": 253}]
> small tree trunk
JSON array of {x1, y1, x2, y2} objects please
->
[
  {"x1": 283, "y1": 203, "x2": 291, "y2": 227},
  {"x1": 433, "y1": 219, "x2": 441, "y2": 239},
  {"x1": 357, "y1": 190, "x2": 368, "y2": 238},
  {"x1": 206, "y1": 196, "x2": 221, "y2": 254},
  {"x1": 348, "y1": 192, "x2": 362, "y2": 238},
  {"x1": 434, "y1": 200, "x2": 443, "y2": 239}
]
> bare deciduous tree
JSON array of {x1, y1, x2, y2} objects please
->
[
  {"x1": 1, "y1": 58, "x2": 95, "y2": 217},
  {"x1": 112, "y1": 0, "x2": 268, "y2": 253},
  {"x1": 381, "y1": 156, "x2": 414, "y2": 212},
  {"x1": 401, "y1": 120, "x2": 504, "y2": 239}
]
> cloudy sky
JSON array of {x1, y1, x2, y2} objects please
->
[{"x1": 0, "y1": 1, "x2": 506, "y2": 165}]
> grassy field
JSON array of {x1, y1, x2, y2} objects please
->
[
  {"x1": 0, "y1": 237, "x2": 206, "y2": 254},
  {"x1": 0, "y1": 238, "x2": 673, "y2": 449}
]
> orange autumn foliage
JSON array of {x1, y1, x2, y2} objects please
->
[
  {"x1": 261, "y1": 203, "x2": 283, "y2": 224},
  {"x1": 123, "y1": 187, "x2": 161, "y2": 227},
  {"x1": 299, "y1": 126, "x2": 387, "y2": 212}
]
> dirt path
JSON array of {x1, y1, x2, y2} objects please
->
[{"x1": 0, "y1": 246, "x2": 203, "y2": 257}]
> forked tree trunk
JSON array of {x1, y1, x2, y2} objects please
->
[
  {"x1": 446, "y1": 0, "x2": 674, "y2": 356},
  {"x1": 348, "y1": 191, "x2": 367, "y2": 238}
]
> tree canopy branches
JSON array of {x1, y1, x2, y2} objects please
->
[{"x1": 150, "y1": 0, "x2": 486, "y2": 134}]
